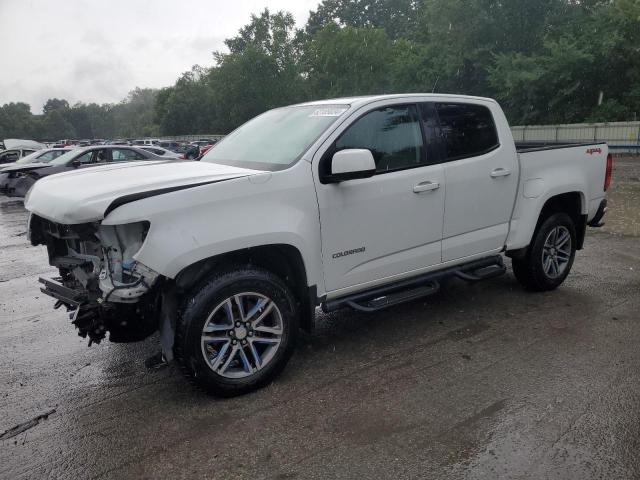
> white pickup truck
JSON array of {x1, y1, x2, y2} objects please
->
[{"x1": 25, "y1": 94, "x2": 611, "y2": 396}]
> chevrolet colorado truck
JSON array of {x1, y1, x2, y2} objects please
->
[{"x1": 25, "y1": 94, "x2": 611, "y2": 396}]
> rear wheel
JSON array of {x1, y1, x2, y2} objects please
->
[
  {"x1": 174, "y1": 266, "x2": 298, "y2": 397},
  {"x1": 512, "y1": 212, "x2": 577, "y2": 291}
]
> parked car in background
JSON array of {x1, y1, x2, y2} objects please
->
[
  {"x1": 0, "y1": 145, "x2": 161, "y2": 198},
  {"x1": 1, "y1": 147, "x2": 72, "y2": 170},
  {"x1": 159, "y1": 141, "x2": 181, "y2": 152},
  {"x1": 0, "y1": 148, "x2": 72, "y2": 195},
  {"x1": 0, "y1": 139, "x2": 47, "y2": 164},
  {"x1": 198, "y1": 143, "x2": 215, "y2": 156},
  {"x1": 140, "y1": 146, "x2": 181, "y2": 159},
  {"x1": 191, "y1": 139, "x2": 217, "y2": 148},
  {"x1": 133, "y1": 139, "x2": 161, "y2": 146},
  {"x1": 106, "y1": 139, "x2": 130, "y2": 145},
  {"x1": 175, "y1": 143, "x2": 200, "y2": 159},
  {"x1": 0, "y1": 148, "x2": 38, "y2": 164}
]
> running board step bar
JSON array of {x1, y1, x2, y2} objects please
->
[
  {"x1": 322, "y1": 255, "x2": 505, "y2": 313},
  {"x1": 454, "y1": 263, "x2": 506, "y2": 282},
  {"x1": 346, "y1": 282, "x2": 440, "y2": 313}
]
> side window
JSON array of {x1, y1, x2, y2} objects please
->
[
  {"x1": 335, "y1": 105, "x2": 425, "y2": 173},
  {"x1": 111, "y1": 148, "x2": 146, "y2": 162},
  {"x1": 0, "y1": 151, "x2": 19, "y2": 163},
  {"x1": 36, "y1": 151, "x2": 57, "y2": 162},
  {"x1": 76, "y1": 151, "x2": 95, "y2": 164},
  {"x1": 434, "y1": 103, "x2": 499, "y2": 161},
  {"x1": 96, "y1": 150, "x2": 108, "y2": 162},
  {"x1": 22, "y1": 150, "x2": 36, "y2": 156}
]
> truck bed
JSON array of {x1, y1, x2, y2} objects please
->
[
  {"x1": 515, "y1": 141, "x2": 608, "y2": 153},
  {"x1": 505, "y1": 141, "x2": 609, "y2": 250}
]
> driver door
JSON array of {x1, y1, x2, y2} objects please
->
[{"x1": 314, "y1": 103, "x2": 445, "y2": 294}]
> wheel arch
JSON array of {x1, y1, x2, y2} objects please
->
[
  {"x1": 508, "y1": 190, "x2": 587, "y2": 259},
  {"x1": 173, "y1": 244, "x2": 317, "y2": 333},
  {"x1": 534, "y1": 192, "x2": 586, "y2": 250}
]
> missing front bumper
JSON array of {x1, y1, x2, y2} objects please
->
[{"x1": 39, "y1": 276, "x2": 87, "y2": 308}]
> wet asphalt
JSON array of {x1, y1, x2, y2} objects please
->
[{"x1": 1, "y1": 158, "x2": 639, "y2": 480}]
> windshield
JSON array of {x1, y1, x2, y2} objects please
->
[
  {"x1": 14, "y1": 150, "x2": 42, "y2": 164},
  {"x1": 201, "y1": 104, "x2": 349, "y2": 171},
  {"x1": 49, "y1": 148, "x2": 83, "y2": 166}
]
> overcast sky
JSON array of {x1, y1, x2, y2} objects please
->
[{"x1": 0, "y1": 0, "x2": 319, "y2": 113}]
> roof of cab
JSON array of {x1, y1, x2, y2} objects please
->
[{"x1": 295, "y1": 93, "x2": 497, "y2": 108}]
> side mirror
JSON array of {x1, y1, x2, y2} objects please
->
[
  {"x1": 71, "y1": 160, "x2": 81, "y2": 168},
  {"x1": 324, "y1": 149, "x2": 376, "y2": 183}
]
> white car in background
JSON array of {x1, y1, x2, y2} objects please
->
[
  {"x1": 132, "y1": 139, "x2": 161, "y2": 146},
  {"x1": 140, "y1": 146, "x2": 181, "y2": 159},
  {"x1": 0, "y1": 147, "x2": 72, "y2": 171},
  {"x1": 0, "y1": 139, "x2": 47, "y2": 164},
  {"x1": 0, "y1": 148, "x2": 73, "y2": 195}
]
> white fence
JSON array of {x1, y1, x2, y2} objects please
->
[{"x1": 511, "y1": 121, "x2": 640, "y2": 154}]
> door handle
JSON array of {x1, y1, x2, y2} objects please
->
[
  {"x1": 413, "y1": 181, "x2": 440, "y2": 193},
  {"x1": 490, "y1": 168, "x2": 511, "y2": 178}
]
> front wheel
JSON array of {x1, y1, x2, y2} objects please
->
[
  {"x1": 512, "y1": 212, "x2": 577, "y2": 291},
  {"x1": 174, "y1": 266, "x2": 299, "y2": 397}
]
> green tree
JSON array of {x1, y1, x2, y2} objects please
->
[
  {"x1": 110, "y1": 88, "x2": 159, "y2": 137},
  {"x1": 303, "y1": 23, "x2": 395, "y2": 98},
  {"x1": 38, "y1": 109, "x2": 76, "y2": 140},
  {"x1": 0, "y1": 102, "x2": 36, "y2": 139},
  {"x1": 157, "y1": 67, "x2": 214, "y2": 135},
  {"x1": 306, "y1": 0, "x2": 423, "y2": 40},
  {"x1": 42, "y1": 98, "x2": 70, "y2": 114},
  {"x1": 5, "y1": 0, "x2": 640, "y2": 138}
]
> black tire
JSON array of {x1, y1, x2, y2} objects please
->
[
  {"x1": 174, "y1": 265, "x2": 299, "y2": 397},
  {"x1": 512, "y1": 212, "x2": 577, "y2": 291}
]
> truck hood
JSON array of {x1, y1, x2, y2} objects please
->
[{"x1": 25, "y1": 160, "x2": 262, "y2": 224}]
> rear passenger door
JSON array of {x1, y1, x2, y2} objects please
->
[{"x1": 426, "y1": 102, "x2": 518, "y2": 262}]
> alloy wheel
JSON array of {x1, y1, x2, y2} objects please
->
[{"x1": 200, "y1": 293, "x2": 283, "y2": 379}]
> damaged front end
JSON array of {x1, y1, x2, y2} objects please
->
[{"x1": 29, "y1": 214, "x2": 162, "y2": 345}]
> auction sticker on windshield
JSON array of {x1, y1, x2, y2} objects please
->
[{"x1": 309, "y1": 107, "x2": 348, "y2": 117}]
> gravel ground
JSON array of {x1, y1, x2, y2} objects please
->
[{"x1": 1, "y1": 157, "x2": 639, "y2": 479}]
